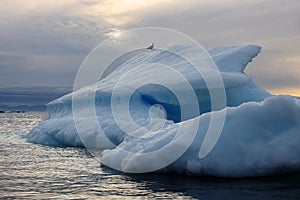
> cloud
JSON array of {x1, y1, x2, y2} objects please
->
[
  {"x1": 0, "y1": 52, "x2": 28, "y2": 68},
  {"x1": 0, "y1": 0, "x2": 299, "y2": 95},
  {"x1": 137, "y1": 0, "x2": 300, "y2": 94}
]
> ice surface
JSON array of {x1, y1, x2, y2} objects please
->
[
  {"x1": 103, "y1": 95, "x2": 300, "y2": 177},
  {"x1": 27, "y1": 44, "x2": 300, "y2": 177}
]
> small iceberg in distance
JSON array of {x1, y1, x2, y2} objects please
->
[{"x1": 26, "y1": 44, "x2": 300, "y2": 177}]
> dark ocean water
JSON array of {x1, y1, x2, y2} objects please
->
[{"x1": 1, "y1": 112, "x2": 300, "y2": 199}]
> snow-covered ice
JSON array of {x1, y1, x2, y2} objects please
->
[{"x1": 26, "y1": 44, "x2": 300, "y2": 177}]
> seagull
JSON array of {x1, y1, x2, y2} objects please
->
[{"x1": 147, "y1": 43, "x2": 154, "y2": 50}]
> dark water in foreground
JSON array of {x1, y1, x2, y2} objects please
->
[{"x1": 1, "y1": 112, "x2": 300, "y2": 199}]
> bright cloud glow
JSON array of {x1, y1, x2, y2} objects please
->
[{"x1": 0, "y1": 0, "x2": 299, "y2": 96}]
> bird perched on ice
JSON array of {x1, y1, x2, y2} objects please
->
[{"x1": 147, "y1": 43, "x2": 154, "y2": 50}]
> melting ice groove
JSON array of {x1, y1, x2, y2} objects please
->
[{"x1": 26, "y1": 44, "x2": 300, "y2": 177}]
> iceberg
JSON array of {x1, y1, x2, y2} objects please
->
[{"x1": 26, "y1": 44, "x2": 300, "y2": 177}]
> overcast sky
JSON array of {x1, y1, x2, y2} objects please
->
[{"x1": 0, "y1": 0, "x2": 299, "y2": 95}]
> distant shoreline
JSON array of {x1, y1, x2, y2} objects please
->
[{"x1": 0, "y1": 85, "x2": 71, "y2": 112}]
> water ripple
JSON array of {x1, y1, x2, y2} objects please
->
[{"x1": 1, "y1": 112, "x2": 300, "y2": 199}]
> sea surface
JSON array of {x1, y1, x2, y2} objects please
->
[{"x1": 1, "y1": 112, "x2": 300, "y2": 199}]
